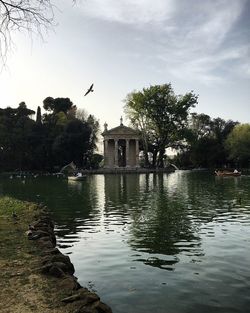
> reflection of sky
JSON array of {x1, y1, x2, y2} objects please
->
[{"x1": 1, "y1": 173, "x2": 250, "y2": 313}]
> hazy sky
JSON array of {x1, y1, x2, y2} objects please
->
[{"x1": 0, "y1": 0, "x2": 249, "y2": 130}]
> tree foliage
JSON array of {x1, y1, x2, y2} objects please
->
[
  {"x1": 174, "y1": 113, "x2": 239, "y2": 168},
  {"x1": 124, "y1": 83, "x2": 198, "y2": 168},
  {"x1": 43, "y1": 97, "x2": 76, "y2": 114},
  {"x1": 0, "y1": 102, "x2": 35, "y2": 169},
  {"x1": 225, "y1": 124, "x2": 250, "y2": 167},
  {"x1": 0, "y1": 97, "x2": 100, "y2": 171}
]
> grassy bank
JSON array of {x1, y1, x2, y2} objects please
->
[
  {"x1": 0, "y1": 197, "x2": 37, "y2": 261},
  {"x1": 0, "y1": 197, "x2": 69, "y2": 313}
]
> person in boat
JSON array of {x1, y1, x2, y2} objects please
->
[
  {"x1": 233, "y1": 169, "x2": 239, "y2": 173},
  {"x1": 215, "y1": 169, "x2": 222, "y2": 175},
  {"x1": 76, "y1": 172, "x2": 83, "y2": 177}
]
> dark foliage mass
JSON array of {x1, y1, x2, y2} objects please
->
[
  {"x1": 0, "y1": 98, "x2": 101, "y2": 171},
  {"x1": 173, "y1": 113, "x2": 243, "y2": 169}
]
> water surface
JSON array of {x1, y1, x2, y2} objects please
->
[{"x1": 1, "y1": 171, "x2": 250, "y2": 313}]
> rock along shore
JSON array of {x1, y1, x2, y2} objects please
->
[{"x1": 28, "y1": 204, "x2": 112, "y2": 313}]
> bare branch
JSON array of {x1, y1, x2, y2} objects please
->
[{"x1": 0, "y1": 0, "x2": 55, "y2": 65}]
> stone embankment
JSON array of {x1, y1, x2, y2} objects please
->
[{"x1": 28, "y1": 205, "x2": 112, "y2": 313}]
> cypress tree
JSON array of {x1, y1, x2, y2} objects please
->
[{"x1": 36, "y1": 106, "x2": 42, "y2": 124}]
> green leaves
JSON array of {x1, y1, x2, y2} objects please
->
[
  {"x1": 225, "y1": 124, "x2": 250, "y2": 166},
  {"x1": 124, "y1": 83, "x2": 198, "y2": 167},
  {"x1": 176, "y1": 113, "x2": 239, "y2": 168},
  {"x1": 0, "y1": 99, "x2": 100, "y2": 171}
]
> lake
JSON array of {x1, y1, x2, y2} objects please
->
[{"x1": 1, "y1": 171, "x2": 250, "y2": 313}]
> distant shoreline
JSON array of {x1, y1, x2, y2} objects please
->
[{"x1": 0, "y1": 167, "x2": 175, "y2": 178}]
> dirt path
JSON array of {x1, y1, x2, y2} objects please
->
[{"x1": 0, "y1": 198, "x2": 73, "y2": 313}]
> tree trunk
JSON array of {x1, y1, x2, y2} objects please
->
[
  {"x1": 152, "y1": 150, "x2": 158, "y2": 168},
  {"x1": 157, "y1": 148, "x2": 165, "y2": 168},
  {"x1": 143, "y1": 150, "x2": 150, "y2": 167},
  {"x1": 141, "y1": 133, "x2": 150, "y2": 167}
]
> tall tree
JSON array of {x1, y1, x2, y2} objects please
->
[
  {"x1": 0, "y1": 103, "x2": 35, "y2": 169},
  {"x1": 124, "y1": 84, "x2": 198, "y2": 168},
  {"x1": 124, "y1": 90, "x2": 151, "y2": 166},
  {"x1": 36, "y1": 106, "x2": 42, "y2": 124},
  {"x1": 43, "y1": 97, "x2": 76, "y2": 115},
  {"x1": 225, "y1": 124, "x2": 250, "y2": 167},
  {"x1": 176, "y1": 113, "x2": 238, "y2": 168},
  {"x1": 52, "y1": 119, "x2": 92, "y2": 168},
  {"x1": 76, "y1": 109, "x2": 100, "y2": 165}
]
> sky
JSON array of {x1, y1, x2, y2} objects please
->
[{"x1": 0, "y1": 0, "x2": 249, "y2": 131}]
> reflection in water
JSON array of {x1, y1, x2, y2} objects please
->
[
  {"x1": 103, "y1": 173, "x2": 202, "y2": 269},
  {"x1": 1, "y1": 172, "x2": 250, "y2": 313}
]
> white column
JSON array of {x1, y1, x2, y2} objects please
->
[
  {"x1": 114, "y1": 140, "x2": 119, "y2": 167},
  {"x1": 135, "y1": 139, "x2": 139, "y2": 167},
  {"x1": 104, "y1": 140, "x2": 108, "y2": 168},
  {"x1": 126, "y1": 139, "x2": 130, "y2": 167}
]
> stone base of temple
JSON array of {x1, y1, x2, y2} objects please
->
[{"x1": 81, "y1": 167, "x2": 175, "y2": 174}]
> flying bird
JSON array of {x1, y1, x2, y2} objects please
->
[{"x1": 84, "y1": 83, "x2": 94, "y2": 96}]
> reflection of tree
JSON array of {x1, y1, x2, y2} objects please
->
[
  {"x1": 129, "y1": 170, "x2": 250, "y2": 272},
  {"x1": 54, "y1": 179, "x2": 98, "y2": 237},
  {"x1": 1, "y1": 177, "x2": 98, "y2": 238},
  {"x1": 129, "y1": 191, "x2": 200, "y2": 256},
  {"x1": 184, "y1": 172, "x2": 246, "y2": 224},
  {"x1": 127, "y1": 172, "x2": 204, "y2": 270},
  {"x1": 103, "y1": 172, "x2": 203, "y2": 270}
]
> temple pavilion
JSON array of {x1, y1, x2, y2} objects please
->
[{"x1": 102, "y1": 118, "x2": 140, "y2": 169}]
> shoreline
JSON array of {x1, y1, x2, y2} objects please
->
[
  {"x1": 0, "y1": 197, "x2": 112, "y2": 313},
  {"x1": 0, "y1": 167, "x2": 175, "y2": 177}
]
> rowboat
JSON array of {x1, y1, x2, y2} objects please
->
[
  {"x1": 215, "y1": 170, "x2": 241, "y2": 177},
  {"x1": 68, "y1": 175, "x2": 86, "y2": 181}
]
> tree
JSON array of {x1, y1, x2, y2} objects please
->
[
  {"x1": 184, "y1": 114, "x2": 238, "y2": 168},
  {"x1": 76, "y1": 108, "x2": 88, "y2": 122},
  {"x1": 43, "y1": 97, "x2": 76, "y2": 115},
  {"x1": 52, "y1": 119, "x2": 92, "y2": 168},
  {"x1": 0, "y1": 98, "x2": 100, "y2": 171},
  {"x1": 189, "y1": 113, "x2": 212, "y2": 139},
  {"x1": 16, "y1": 101, "x2": 35, "y2": 117},
  {"x1": 76, "y1": 109, "x2": 100, "y2": 166},
  {"x1": 42, "y1": 97, "x2": 76, "y2": 141},
  {"x1": 87, "y1": 114, "x2": 99, "y2": 152},
  {"x1": 124, "y1": 90, "x2": 151, "y2": 166},
  {"x1": 225, "y1": 124, "x2": 250, "y2": 167},
  {"x1": 124, "y1": 84, "x2": 198, "y2": 168},
  {"x1": 0, "y1": 102, "x2": 35, "y2": 169},
  {"x1": 36, "y1": 106, "x2": 42, "y2": 124},
  {"x1": 89, "y1": 153, "x2": 103, "y2": 169}
]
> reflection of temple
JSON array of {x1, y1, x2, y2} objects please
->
[
  {"x1": 104, "y1": 174, "x2": 140, "y2": 206},
  {"x1": 102, "y1": 118, "x2": 140, "y2": 169}
]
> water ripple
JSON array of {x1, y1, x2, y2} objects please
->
[{"x1": 1, "y1": 172, "x2": 250, "y2": 313}]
